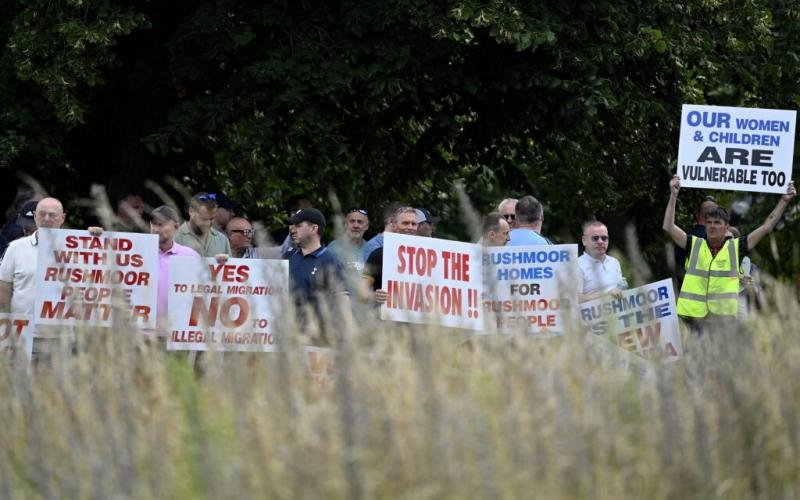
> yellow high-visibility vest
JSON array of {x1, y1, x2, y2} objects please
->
[{"x1": 677, "y1": 236, "x2": 740, "y2": 318}]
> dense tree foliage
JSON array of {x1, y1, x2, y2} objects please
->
[{"x1": 2, "y1": 0, "x2": 800, "y2": 279}]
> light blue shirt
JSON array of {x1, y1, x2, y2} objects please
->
[
  {"x1": 507, "y1": 229, "x2": 549, "y2": 246},
  {"x1": 327, "y1": 238, "x2": 366, "y2": 274},
  {"x1": 361, "y1": 233, "x2": 384, "y2": 260}
]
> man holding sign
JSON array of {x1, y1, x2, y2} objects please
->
[
  {"x1": 662, "y1": 175, "x2": 795, "y2": 324},
  {"x1": 0, "y1": 197, "x2": 66, "y2": 315}
]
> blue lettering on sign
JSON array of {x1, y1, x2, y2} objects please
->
[
  {"x1": 734, "y1": 118, "x2": 791, "y2": 133},
  {"x1": 483, "y1": 250, "x2": 570, "y2": 266},
  {"x1": 496, "y1": 267, "x2": 554, "y2": 281},
  {"x1": 687, "y1": 110, "x2": 731, "y2": 129}
]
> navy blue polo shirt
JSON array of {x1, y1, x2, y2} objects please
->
[{"x1": 287, "y1": 245, "x2": 348, "y2": 310}]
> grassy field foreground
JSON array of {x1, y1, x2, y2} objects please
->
[{"x1": 2, "y1": 284, "x2": 800, "y2": 499}]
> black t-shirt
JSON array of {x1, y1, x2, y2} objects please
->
[{"x1": 364, "y1": 247, "x2": 383, "y2": 291}]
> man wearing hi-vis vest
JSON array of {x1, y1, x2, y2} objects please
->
[{"x1": 662, "y1": 175, "x2": 796, "y2": 329}]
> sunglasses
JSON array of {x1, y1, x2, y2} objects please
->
[
  {"x1": 588, "y1": 235, "x2": 609, "y2": 242},
  {"x1": 229, "y1": 229, "x2": 254, "y2": 237},
  {"x1": 502, "y1": 213, "x2": 516, "y2": 221},
  {"x1": 347, "y1": 208, "x2": 368, "y2": 216},
  {"x1": 197, "y1": 193, "x2": 217, "y2": 201}
]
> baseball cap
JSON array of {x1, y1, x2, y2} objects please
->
[
  {"x1": 214, "y1": 192, "x2": 238, "y2": 211},
  {"x1": 286, "y1": 208, "x2": 326, "y2": 229},
  {"x1": 414, "y1": 208, "x2": 440, "y2": 224},
  {"x1": 16, "y1": 201, "x2": 38, "y2": 229},
  {"x1": 150, "y1": 205, "x2": 181, "y2": 223}
]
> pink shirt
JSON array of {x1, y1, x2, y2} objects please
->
[{"x1": 156, "y1": 241, "x2": 200, "y2": 333}]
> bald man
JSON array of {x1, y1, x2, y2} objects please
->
[{"x1": 0, "y1": 197, "x2": 66, "y2": 314}]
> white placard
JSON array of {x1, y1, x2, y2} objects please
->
[
  {"x1": 678, "y1": 104, "x2": 796, "y2": 193},
  {"x1": 34, "y1": 229, "x2": 158, "y2": 328},
  {"x1": 167, "y1": 257, "x2": 288, "y2": 351},
  {"x1": 580, "y1": 278, "x2": 682, "y2": 364},
  {"x1": 381, "y1": 234, "x2": 483, "y2": 330},
  {"x1": 482, "y1": 244, "x2": 579, "y2": 337},
  {"x1": 0, "y1": 313, "x2": 34, "y2": 361}
]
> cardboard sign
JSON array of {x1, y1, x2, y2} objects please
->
[
  {"x1": 167, "y1": 257, "x2": 288, "y2": 351},
  {"x1": 678, "y1": 104, "x2": 796, "y2": 193},
  {"x1": 580, "y1": 278, "x2": 682, "y2": 364},
  {"x1": 0, "y1": 313, "x2": 34, "y2": 360},
  {"x1": 34, "y1": 229, "x2": 158, "y2": 328},
  {"x1": 482, "y1": 244, "x2": 579, "y2": 337},
  {"x1": 381, "y1": 233, "x2": 483, "y2": 330}
]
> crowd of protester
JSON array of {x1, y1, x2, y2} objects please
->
[{"x1": 0, "y1": 177, "x2": 796, "y2": 356}]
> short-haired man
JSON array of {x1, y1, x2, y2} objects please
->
[
  {"x1": 663, "y1": 175, "x2": 796, "y2": 323},
  {"x1": 271, "y1": 193, "x2": 312, "y2": 255},
  {"x1": 674, "y1": 195, "x2": 717, "y2": 285},
  {"x1": 226, "y1": 217, "x2": 259, "y2": 258},
  {"x1": 174, "y1": 193, "x2": 231, "y2": 257},
  {"x1": 0, "y1": 197, "x2": 100, "y2": 361},
  {"x1": 361, "y1": 206, "x2": 418, "y2": 304},
  {"x1": 327, "y1": 208, "x2": 369, "y2": 278},
  {"x1": 285, "y1": 208, "x2": 350, "y2": 339},
  {"x1": 149, "y1": 205, "x2": 200, "y2": 333},
  {"x1": 114, "y1": 193, "x2": 145, "y2": 232},
  {"x1": 212, "y1": 192, "x2": 238, "y2": 233},
  {"x1": 0, "y1": 197, "x2": 66, "y2": 315},
  {"x1": 415, "y1": 208, "x2": 438, "y2": 237},
  {"x1": 578, "y1": 221, "x2": 625, "y2": 302},
  {"x1": 498, "y1": 198, "x2": 518, "y2": 229},
  {"x1": 508, "y1": 195, "x2": 551, "y2": 246},
  {"x1": 481, "y1": 212, "x2": 510, "y2": 247},
  {"x1": 361, "y1": 201, "x2": 402, "y2": 260}
]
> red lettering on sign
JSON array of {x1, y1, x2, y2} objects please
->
[
  {"x1": 209, "y1": 264, "x2": 250, "y2": 282},
  {"x1": 396, "y1": 246, "x2": 437, "y2": 276},
  {"x1": 442, "y1": 251, "x2": 470, "y2": 281}
]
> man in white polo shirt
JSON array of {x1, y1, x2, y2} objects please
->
[
  {"x1": 0, "y1": 197, "x2": 66, "y2": 314},
  {"x1": 577, "y1": 220, "x2": 626, "y2": 302}
]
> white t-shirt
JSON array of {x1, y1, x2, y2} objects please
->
[
  {"x1": 578, "y1": 252, "x2": 623, "y2": 294},
  {"x1": 0, "y1": 233, "x2": 39, "y2": 314}
]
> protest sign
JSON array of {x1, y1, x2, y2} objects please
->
[
  {"x1": 167, "y1": 257, "x2": 288, "y2": 351},
  {"x1": 0, "y1": 313, "x2": 34, "y2": 360},
  {"x1": 678, "y1": 104, "x2": 796, "y2": 194},
  {"x1": 381, "y1": 233, "x2": 483, "y2": 330},
  {"x1": 482, "y1": 244, "x2": 579, "y2": 337},
  {"x1": 34, "y1": 229, "x2": 158, "y2": 328},
  {"x1": 580, "y1": 278, "x2": 682, "y2": 364}
]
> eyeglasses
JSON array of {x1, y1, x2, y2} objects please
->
[
  {"x1": 588, "y1": 235, "x2": 609, "y2": 242},
  {"x1": 196, "y1": 193, "x2": 217, "y2": 201},
  {"x1": 502, "y1": 213, "x2": 515, "y2": 221},
  {"x1": 229, "y1": 229, "x2": 254, "y2": 237},
  {"x1": 347, "y1": 208, "x2": 368, "y2": 216}
]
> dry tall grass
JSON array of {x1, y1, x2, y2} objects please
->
[
  {"x1": 2, "y1": 280, "x2": 800, "y2": 499},
  {"x1": 3, "y1": 185, "x2": 798, "y2": 499}
]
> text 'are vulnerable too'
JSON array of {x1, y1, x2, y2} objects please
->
[{"x1": 678, "y1": 105, "x2": 796, "y2": 194}]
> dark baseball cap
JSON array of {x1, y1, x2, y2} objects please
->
[
  {"x1": 16, "y1": 201, "x2": 38, "y2": 228},
  {"x1": 286, "y1": 208, "x2": 326, "y2": 229},
  {"x1": 214, "y1": 192, "x2": 238, "y2": 211},
  {"x1": 150, "y1": 205, "x2": 181, "y2": 223}
]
